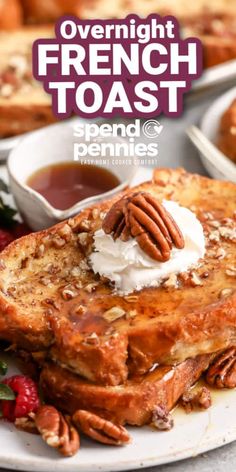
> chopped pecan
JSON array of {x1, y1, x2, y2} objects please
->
[
  {"x1": 85, "y1": 282, "x2": 98, "y2": 293},
  {"x1": 61, "y1": 284, "x2": 78, "y2": 300},
  {"x1": 102, "y1": 192, "x2": 185, "y2": 262},
  {"x1": 124, "y1": 294, "x2": 138, "y2": 303},
  {"x1": 58, "y1": 224, "x2": 72, "y2": 242},
  {"x1": 190, "y1": 271, "x2": 203, "y2": 287},
  {"x1": 226, "y1": 267, "x2": 236, "y2": 277},
  {"x1": 72, "y1": 410, "x2": 131, "y2": 446},
  {"x1": 77, "y1": 232, "x2": 89, "y2": 247},
  {"x1": 219, "y1": 288, "x2": 234, "y2": 299},
  {"x1": 0, "y1": 259, "x2": 6, "y2": 270},
  {"x1": 103, "y1": 306, "x2": 126, "y2": 322},
  {"x1": 206, "y1": 347, "x2": 236, "y2": 388},
  {"x1": 51, "y1": 236, "x2": 66, "y2": 249},
  {"x1": 163, "y1": 273, "x2": 178, "y2": 288},
  {"x1": 35, "y1": 244, "x2": 45, "y2": 258},
  {"x1": 35, "y1": 405, "x2": 80, "y2": 457},
  {"x1": 181, "y1": 387, "x2": 212, "y2": 413},
  {"x1": 152, "y1": 405, "x2": 174, "y2": 430}
]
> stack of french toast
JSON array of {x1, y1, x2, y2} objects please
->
[
  {"x1": 0, "y1": 1, "x2": 235, "y2": 139},
  {"x1": 0, "y1": 168, "x2": 235, "y2": 433}
]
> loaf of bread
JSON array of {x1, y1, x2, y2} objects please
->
[
  {"x1": 21, "y1": 0, "x2": 82, "y2": 24},
  {"x1": 0, "y1": 26, "x2": 57, "y2": 137},
  {"x1": 80, "y1": 0, "x2": 236, "y2": 20},
  {"x1": 182, "y1": 13, "x2": 236, "y2": 68},
  {"x1": 0, "y1": 0, "x2": 23, "y2": 30}
]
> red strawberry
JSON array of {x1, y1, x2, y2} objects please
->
[{"x1": 2, "y1": 375, "x2": 40, "y2": 422}]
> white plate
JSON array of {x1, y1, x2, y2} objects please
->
[
  {"x1": 200, "y1": 86, "x2": 236, "y2": 180},
  {"x1": 193, "y1": 59, "x2": 236, "y2": 93},
  {"x1": 0, "y1": 166, "x2": 236, "y2": 472},
  {"x1": 1, "y1": 349, "x2": 236, "y2": 472}
]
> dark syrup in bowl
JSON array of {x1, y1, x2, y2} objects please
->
[{"x1": 27, "y1": 162, "x2": 120, "y2": 211}]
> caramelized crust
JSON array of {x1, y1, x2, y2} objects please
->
[
  {"x1": 40, "y1": 354, "x2": 214, "y2": 426},
  {"x1": 0, "y1": 169, "x2": 235, "y2": 385},
  {"x1": 0, "y1": 103, "x2": 56, "y2": 137}
]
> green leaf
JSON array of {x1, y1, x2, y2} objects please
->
[
  {"x1": 0, "y1": 361, "x2": 8, "y2": 376},
  {"x1": 0, "y1": 179, "x2": 9, "y2": 194},
  {"x1": 0, "y1": 197, "x2": 17, "y2": 228},
  {"x1": 0, "y1": 383, "x2": 15, "y2": 400}
]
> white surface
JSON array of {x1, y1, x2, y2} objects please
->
[
  {"x1": 0, "y1": 166, "x2": 236, "y2": 471},
  {"x1": 90, "y1": 201, "x2": 205, "y2": 294},
  {"x1": 200, "y1": 87, "x2": 236, "y2": 180}
]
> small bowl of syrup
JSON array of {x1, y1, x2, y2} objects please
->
[
  {"x1": 8, "y1": 120, "x2": 137, "y2": 230},
  {"x1": 27, "y1": 162, "x2": 121, "y2": 212}
]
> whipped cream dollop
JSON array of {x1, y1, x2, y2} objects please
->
[{"x1": 90, "y1": 201, "x2": 205, "y2": 294}]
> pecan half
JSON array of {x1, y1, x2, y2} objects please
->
[
  {"x1": 102, "y1": 196, "x2": 131, "y2": 241},
  {"x1": 72, "y1": 410, "x2": 131, "y2": 446},
  {"x1": 206, "y1": 347, "x2": 236, "y2": 388},
  {"x1": 35, "y1": 405, "x2": 80, "y2": 457},
  {"x1": 102, "y1": 192, "x2": 185, "y2": 261},
  {"x1": 180, "y1": 387, "x2": 212, "y2": 413}
]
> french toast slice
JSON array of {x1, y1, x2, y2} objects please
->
[
  {"x1": 0, "y1": 26, "x2": 56, "y2": 137},
  {"x1": 181, "y1": 13, "x2": 236, "y2": 68},
  {"x1": 0, "y1": 169, "x2": 235, "y2": 385},
  {"x1": 40, "y1": 353, "x2": 214, "y2": 426}
]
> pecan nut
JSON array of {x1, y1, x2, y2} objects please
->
[
  {"x1": 206, "y1": 347, "x2": 236, "y2": 388},
  {"x1": 102, "y1": 196, "x2": 131, "y2": 241},
  {"x1": 15, "y1": 414, "x2": 39, "y2": 435},
  {"x1": 35, "y1": 405, "x2": 80, "y2": 457},
  {"x1": 72, "y1": 410, "x2": 131, "y2": 446},
  {"x1": 152, "y1": 405, "x2": 174, "y2": 430},
  {"x1": 180, "y1": 387, "x2": 212, "y2": 413},
  {"x1": 102, "y1": 192, "x2": 184, "y2": 262}
]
